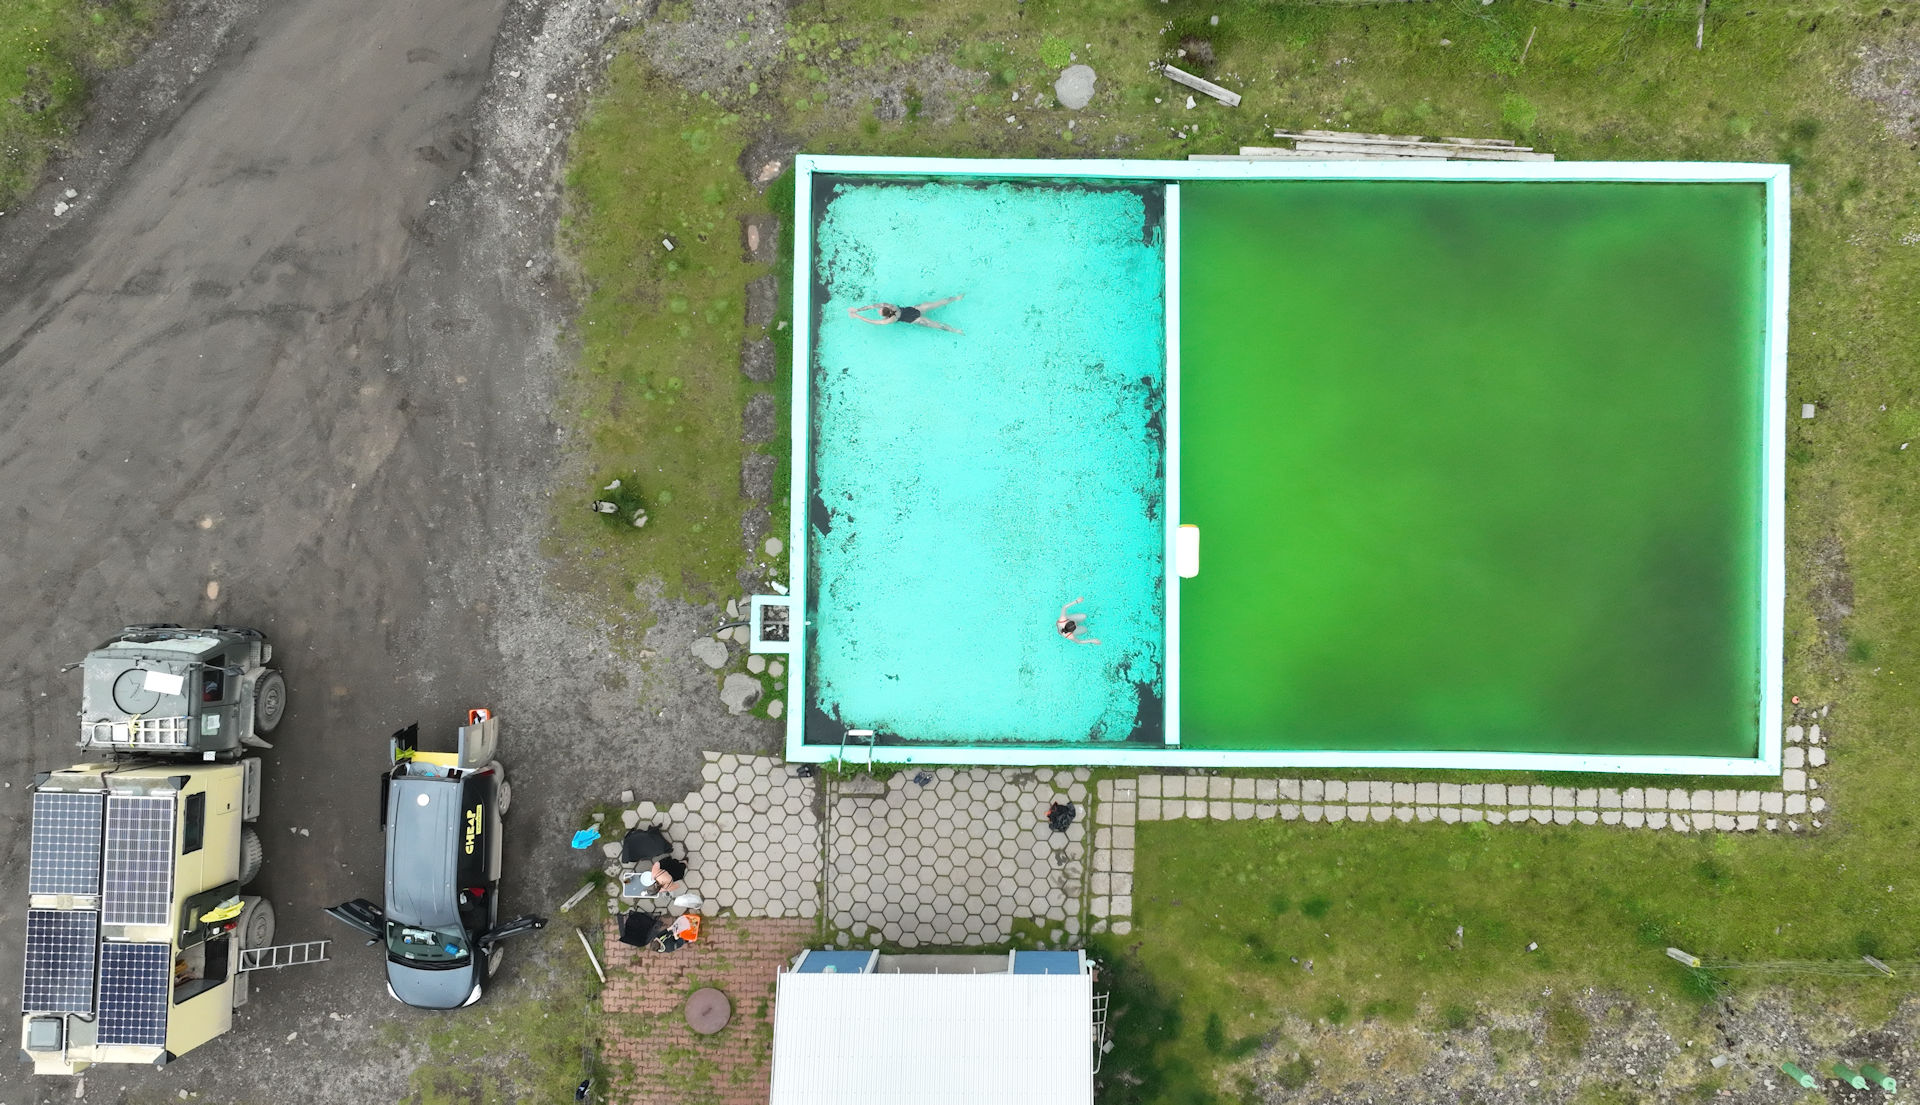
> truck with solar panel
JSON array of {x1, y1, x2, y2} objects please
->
[
  {"x1": 20, "y1": 754, "x2": 320, "y2": 1074},
  {"x1": 62, "y1": 624, "x2": 287, "y2": 758},
  {"x1": 324, "y1": 709, "x2": 547, "y2": 1009}
]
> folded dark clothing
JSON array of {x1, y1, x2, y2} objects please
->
[
  {"x1": 621, "y1": 827, "x2": 672, "y2": 864},
  {"x1": 619, "y1": 911, "x2": 666, "y2": 948}
]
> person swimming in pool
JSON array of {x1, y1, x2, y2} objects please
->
[
  {"x1": 1057, "y1": 597, "x2": 1100, "y2": 646},
  {"x1": 848, "y1": 294, "x2": 964, "y2": 333}
]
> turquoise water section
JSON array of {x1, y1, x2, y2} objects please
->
[{"x1": 807, "y1": 178, "x2": 1167, "y2": 745}]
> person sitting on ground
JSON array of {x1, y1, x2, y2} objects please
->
[
  {"x1": 653, "y1": 912, "x2": 702, "y2": 953},
  {"x1": 847, "y1": 294, "x2": 964, "y2": 333},
  {"x1": 1057, "y1": 597, "x2": 1100, "y2": 645},
  {"x1": 635, "y1": 856, "x2": 688, "y2": 899}
]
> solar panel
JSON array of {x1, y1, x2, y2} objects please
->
[
  {"x1": 97, "y1": 942, "x2": 171, "y2": 1047},
  {"x1": 29, "y1": 792, "x2": 105, "y2": 896},
  {"x1": 102, "y1": 795, "x2": 175, "y2": 927},
  {"x1": 23, "y1": 910, "x2": 99, "y2": 1014}
]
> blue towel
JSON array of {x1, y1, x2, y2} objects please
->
[{"x1": 570, "y1": 826, "x2": 602, "y2": 849}]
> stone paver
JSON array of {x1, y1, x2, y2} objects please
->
[
  {"x1": 614, "y1": 752, "x2": 821, "y2": 920},
  {"x1": 1129, "y1": 716, "x2": 1831, "y2": 838},
  {"x1": 826, "y1": 767, "x2": 1089, "y2": 946}
]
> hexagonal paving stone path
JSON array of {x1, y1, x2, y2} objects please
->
[
  {"x1": 625, "y1": 752, "x2": 822, "y2": 920},
  {"x1": 824, "y1": 767, "x2": 1089, "y2": 948}
]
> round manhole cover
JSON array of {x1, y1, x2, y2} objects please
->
[{"x1": 685, "y1": 987, "x2": 731, "y2": 1035}]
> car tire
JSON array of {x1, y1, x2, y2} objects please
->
[
  {"x1": 244, "y1": 898, "x2": 276, "y2": 950},
  {"x1": 238, "y1": 828, "x2": 264, "y2": 885},
  {"x1": 253, "y1": 670, "x2": 287, "y2": 734}
]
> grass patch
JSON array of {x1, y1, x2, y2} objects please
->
[
  {"x1": 0, "y1": 0, "x2": 164, "y2": 207},
  {"x1": 560, "y1": 62, "x2": 771, "y2": 609},
  {"x1": 388, "y1": 931, "x2": 602, "y2": 1105},
  {"x1": 565, "y1": 5, "x2": 1920, "y2": 1100}
]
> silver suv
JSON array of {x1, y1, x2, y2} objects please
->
[{"x1": 324, "y1": 710, "x2": 544, "y2": 1008}]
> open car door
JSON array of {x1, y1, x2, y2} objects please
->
[
  {"x1": 324, "y1": 898, "x2": 385, "y2": 942},
  {"x1": 457, "y1": 709, "x2": 499, "y2": 770}
]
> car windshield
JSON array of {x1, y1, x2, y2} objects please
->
[{"x1": 385, "y1": 922, "x2": 469, "y2": 966}]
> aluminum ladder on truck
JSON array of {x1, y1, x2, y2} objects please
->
[{"x1": 239, "y1": 940, "x2": 331, "y2": 972}]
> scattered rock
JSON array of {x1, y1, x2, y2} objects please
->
[
  {"x1": 690, "y1": 636, "x2": 728, "y2": 669},
  {"x1": 745, "y1": 273, "x2": 778, "y2": 327},
  {"x1": 768, "y1": 660, "x2": 785, "y2": 678},
  {"x1": 768, "y1": 698, "x2": 784, "y2": 719},
  {"x1": 1053, "y1": 64, "x2": 1097, "y2": 110},
  {"x1": 743, "y1": 392, "x2": 777, "y2": 444},
  {"x1": 765, "y1": 537, "x2": 783, "y2": 557},
  {"x1": 742, "y1": 452, "x2": 776, "y2": 501},
  {"x1": 741, "y1": 337, "x2": 774, "y2": 382},
  {"x1": 720, "y1": 672, "x2": 762, "y2": 714}
]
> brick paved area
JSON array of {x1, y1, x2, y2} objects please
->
[{"x1": 600, "y1": 916, "x2": 814, "y2": 1105}]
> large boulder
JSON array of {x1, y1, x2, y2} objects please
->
[{"x1": 1054, "y1": 65, "x2": 1097, "y2": 110}]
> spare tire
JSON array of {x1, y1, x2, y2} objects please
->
[{"x1": 253, "y1": 670, "x2": 287, "y2": 734}]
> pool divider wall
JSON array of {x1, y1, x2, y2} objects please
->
[
  {"x1": 1163, "y1": 183, "x2": 1182, "y2": 748},
  {"x1": 784, "y1": 155, "x2": 1788, "y2": 777}
]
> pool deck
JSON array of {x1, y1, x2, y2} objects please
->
[{"x1": 785, "y1": 155, "x2": 1789, "y2": 777}]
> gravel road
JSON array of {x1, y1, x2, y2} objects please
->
[{"x1": 0, "y1": 0, "x2": 774, "y2": 1098}]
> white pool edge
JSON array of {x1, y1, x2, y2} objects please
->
[{"x1": 783, "y1": 156, "x2": 1788, "y2": 778}]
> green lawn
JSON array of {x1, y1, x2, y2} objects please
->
[
  {"x1": 0, "y1": 0, "x2": 163, "y2": 208},
  {"x1": 561, "y1": 0, "x2": 1920, "y2": 1100}
]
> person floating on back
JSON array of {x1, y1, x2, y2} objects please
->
[
  {"x1": 848, "y1": 294, "x2": 964, "y2": 333},
  {"x1": 1057, "y1": 597, "x2": 1100, "y2": 645}
]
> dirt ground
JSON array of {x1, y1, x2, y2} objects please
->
[{"x1": 0, "y1": 0, "x2": 775, "y2": 1099}]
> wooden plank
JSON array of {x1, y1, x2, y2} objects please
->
[
  {"x1": 1299, "y1": 128, "x2": 1429, "y2": 143},
  {"x1": 1287, "y1": 134, "x2": 1534, "y2": 154},
  {"x1": 1274, "y1": 130, "x2": 1523, "y2": 150},
  {"x1": 1162, "y1": 65, "x2": 1242, "y2": 107},
  {"x1": 1289, "y1": 140, "x2": 1554, "y2": 162},
  {"x1": 1190, "y1": 152, "x2": 1434, "y2": 162}
]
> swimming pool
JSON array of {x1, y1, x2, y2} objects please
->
[{"x1": 786, "y1": 157, "x2": 1788, "y2": 776}]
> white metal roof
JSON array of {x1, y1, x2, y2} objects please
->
[{"x1": 770, "y1": 971, "x2": 1094, "y2": 1105}]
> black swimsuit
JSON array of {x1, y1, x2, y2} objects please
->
[{"x1": 896, "y1": 306, "x2": 922, "y2": 323}]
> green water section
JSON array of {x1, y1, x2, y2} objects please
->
[{"x1": 1178, "y1": 181, "x2": 1767, "y2": 757}]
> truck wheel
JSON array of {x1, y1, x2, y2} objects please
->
[
  {"x1": 244, "y1": 899, "x2": 276, "y2": 950},
  {"x1": 253, "y1": 670, "x2": 287, "y2": 734},
  {"x1": 238, "y1": 828, "x2": 264, "y2": 885}
]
